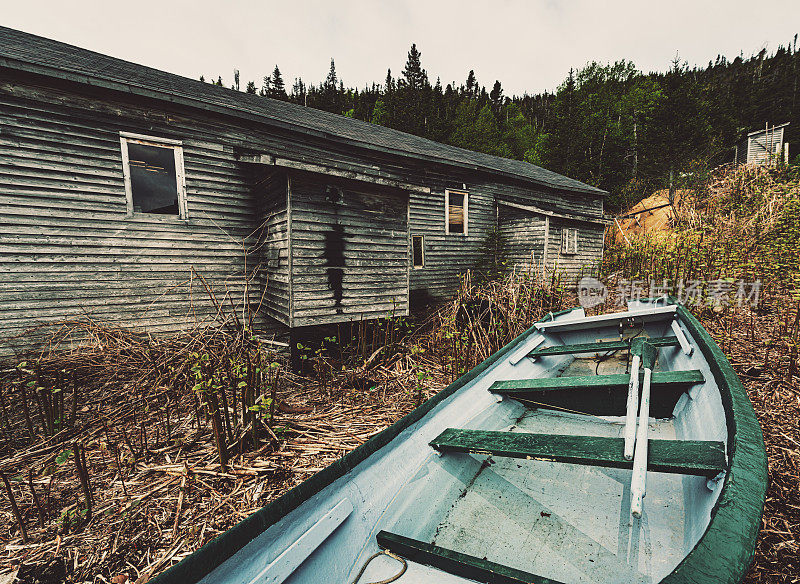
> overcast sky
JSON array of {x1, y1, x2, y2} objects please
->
[{"x1": 4, "y1": 1, "x2": 800, "y2": 95}]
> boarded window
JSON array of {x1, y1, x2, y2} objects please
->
[
  {"x1": 412, "y1": 235, "x2": 424, "y2": 267},
  {"x1": 446, "y1": 190, "x2": 468, "y2": 234},
  {"x1": 120, "y1": 133, "x2": 186, "y2": 218},
  {"x1": 561, "y1": 228, "x2": 579, "y2": 255}
]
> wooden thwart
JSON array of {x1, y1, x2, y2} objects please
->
[
  {"x1": 490, "y1": 370, "x2": 704, "y2": 393},
  {"x1": 376, "y1": 531, "x2": 564, "y2": 584},
  {"x1": 530, "y1": 336, "x2": 679, "y2": 357},
  {"x1": 430, "y1": 429, "x2": 726, "y2": 477}
]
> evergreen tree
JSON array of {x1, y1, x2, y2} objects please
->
[
  {"x1": 319, "y1": 59, "x2": 341, "y2": 113},
  {"x1": 291, "y1": 78, "x2": 307, "y2": 105},
  {"x1": 400, "y1": 44, "x2": 428, "y2": 90},
  {"x1": 546, "y1": 69, "x2": 578, "y2": 177},
  {"x1": 259, "y1": 75, "x2": 271, "y2": 97},
  {"x1": 270, "y1": 65, "x2": 287, "y2": 100},
  {"x1": 394, "y1": 44, "x2": 431, "y2": 135},
  {"x1": 490, "y1": 80, "x2": 503, "y2": 115},
  {"x1": 245, "y1": 80, "x2": 257, "y2": 94},
  {"x1": 465, "y1": 70, "x2": 477, "y2": 97},
  {"x1": 384, "y1": 69, "x2": 395, "y2": 93}
]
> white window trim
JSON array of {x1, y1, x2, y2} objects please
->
[
  {"x1": 411, "y1": 234, "x2": 425, "y2": 268},
  {"x1": 120, "y1": 132, "x2": 188, "y2": 220},
  {"x1": 444, "y1": 189, "x2": 468, "y2": 235}
]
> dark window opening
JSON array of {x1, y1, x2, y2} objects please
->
[
  {"x1": 412, "y1": 235, "x2": 424, "y2": 267},
  {"x1": 128, "y1": 142, "x2": 179, "y2": 214},
  {"x1": 447, "y1": 191, "x2": 466, "y2": 234}
]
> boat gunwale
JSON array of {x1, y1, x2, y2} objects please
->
[
  {"x1": 150, "y1": 302, "x2": 767, "y2": 584},
  {"x1": 659, "y1": 301, "x2": 767, "y2": 584}
]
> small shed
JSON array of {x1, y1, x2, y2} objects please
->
[
  {"x1": 734, "y1": 122, "x2": 790, "y2": 165},
  {"x1": 0, "y1": 26, "x2": 608, "y2": 357}
]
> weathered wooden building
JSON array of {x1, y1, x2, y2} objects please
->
[{"x1": 0, "y1": 27, "x2": 607, "y2": 357}]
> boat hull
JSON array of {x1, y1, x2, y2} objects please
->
[{"x1": 151, "y1": 301, "x2": 766, "y2": 584}]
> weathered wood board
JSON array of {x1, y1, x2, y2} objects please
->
[{"x1": 429, "y1": 428, "x2": 727, "y2": 477}]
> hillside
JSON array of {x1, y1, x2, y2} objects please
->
[{"x1": 601, "y1": 163, "x2": 800, "y2": 583}]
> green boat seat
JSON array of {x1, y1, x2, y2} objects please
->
[
  {"x1": 430, "y1": 429, "x2": 726, "y2": 477},
  {"x1": 488, "y1": 370, "x2": 704, "y2": 418},
  {"x1": 490, "y1": 370, "x2": 703, "y2": 394},
  {"x1": 530, "y1": 336, "x2": 679, "y2": 357},
  {"x1": 376, "y1": 530, "x2": 565, "y2": 584}
]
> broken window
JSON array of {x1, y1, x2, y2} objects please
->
[
  {"x1": 445, "y1": 189, "x2": 468, "y2": 234},
  {"x1": 120, "y1": 133, "x2": 186, "y2": 218},
  {"x1": 412, "y1": 234, "x2": 425, "y2": 267},
  {"x1": 561, "y1": 228, "x2": 579, "y2": 255}
]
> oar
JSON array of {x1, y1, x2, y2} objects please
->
[
  {"x1": 623, "y1": 340, "x2": 643, "y2": 460},
  {"x1": 631, "y1": 341, "x2": 657, "y2": 518}
]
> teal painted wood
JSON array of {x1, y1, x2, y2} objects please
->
[
  {"x1": 430, "y1": 429, "x2": 726, "y2": 477},
  {"x1": 490, "y1": 370, "x2": 704, "y2": 393},
  {"x1": 659, "y1": 302, "x2": 767, "y2": 584},
  {"x1": 531, "y1": 336, "x2": 678, "y2": 357},
  {"x1": 376, "y1": 531, "x2": 564, "y2": 584}
]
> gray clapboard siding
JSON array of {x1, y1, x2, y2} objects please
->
[
  {"x1": 0, "y1": 79, "x2": 285, "y2": 358},
  {"x1": 497, "y1": 204, "x2": 547, "y2": 273},
  {"x1": 546, "y1": 218, "x2": 605, "y2": 277},
  {"x1": 288, "y1": 175, "x2": 409, "y2": 327},
  {"x1": 254, "y1": 171, "x2": 290, "y2": 325},
  {"x1": 408, "y1": 180, "x2": 495, "y2": 300}
]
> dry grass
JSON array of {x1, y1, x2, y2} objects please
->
[
  {"x1": 0, "y1": 273, "x2": 797, "y2": 583},
  {"x1": 0, "y1": 273, "x2": 568, "y2": 584}
]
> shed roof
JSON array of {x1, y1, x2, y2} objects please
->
[
  {"x1": 747, "y1": 122, "x2": 790, "y2": 137},
  {"x1": 0, "y1": 26, "x2": 606, "y2": 196}
]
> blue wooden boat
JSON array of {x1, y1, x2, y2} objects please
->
[{"x1": 152, "y1": 299, "x2": 766, "y2": 584}]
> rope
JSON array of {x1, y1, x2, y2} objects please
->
[
  {"x1": 350, "y1": 550, "x2": 408, "y2": 584},
  {"x1": 514, "y1": 397, "x2": 609, "y2": 422}
]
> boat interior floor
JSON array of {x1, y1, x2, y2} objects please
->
[
  {"x1": 368, "y1": 410, "x2": 687, "y2": 584},
  {"x1": 435, "y1": 411, "x2": 684, "y2": 583},
  {"x1": 364, "y1": 350, "x2": 704, "y2": 583}
]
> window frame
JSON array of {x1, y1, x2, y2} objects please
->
[
  {"x1": 444, "y1": 189, "x2": 468, "y2": 236},
  {"x1": 120, "y1": 131, "x2": 188, "y2": 220},
  {"x1": 561, "y1": 227, "x2": 579, "y2": 255},
  {"x1": 411, "y1": 234, "x2": 425, "y2": 268}
]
